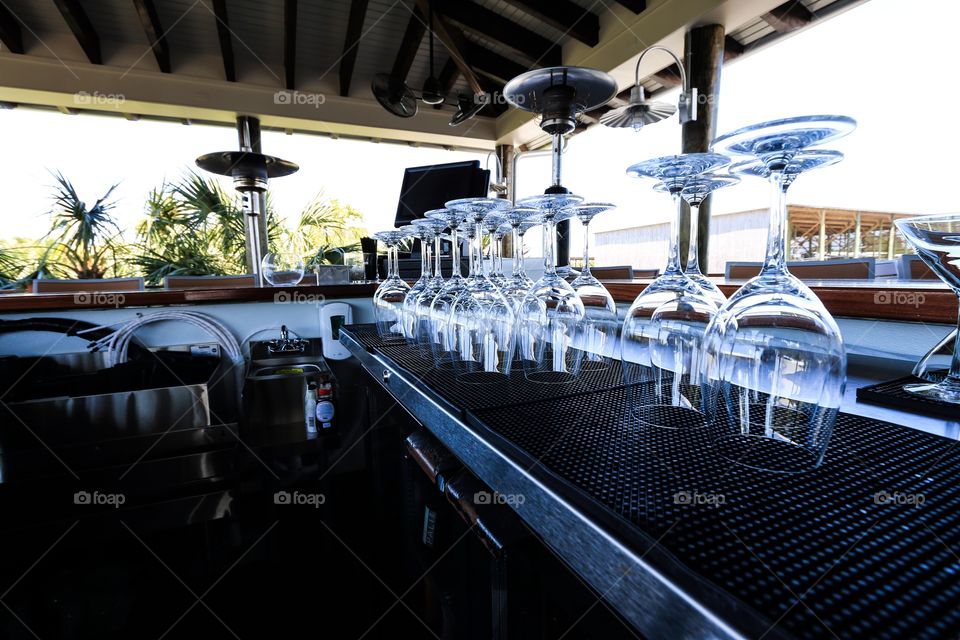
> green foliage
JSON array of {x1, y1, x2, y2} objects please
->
[{"x1": 42, "y1": 172, "x2": 125, "y2": 279}]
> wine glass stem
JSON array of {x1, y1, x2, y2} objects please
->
[
  {"x1": 762, "y1": 172, "x2": 789, "y2": 276},
  {"x1": 494, "y1": 235, "x2": 503, "y2": 275},
  {"x1": 543, "y1": 218, "x2": 557, "y2": 276},
  {"x1": 433, "y1": 236, "x2": 442, "y2": 278},
  {"x1": 664, "y1": 193, "x2": 683, "y2": 275},
  {"x1": 581, "y1": 219, "x2": 592, "y2": 276},
  {"x1": 686, "y1": 201, "x2": 702, "y2": 275},
  {"x1": 389, "y1": 245, "x2": 399, "y2": 278},
  {"x1": 420, "y1": 240, "x2": 430, "y2": 278},
  {"x1": 512, "y1": 227, "x2": 523, "y2": 276},
  {"x1": 472, "y1": 222, "x2": 484, "y2": 276},
  {"x1": 450, "y1": 226, "x2": 461, "y2": 278}
]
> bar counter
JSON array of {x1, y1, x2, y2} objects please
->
[
  {"x1": 0, "y1": 279, "x2": 954, "y2": 324},
  {"x1": 340, "y1": 324, "x2": 960, "y2": 640}
]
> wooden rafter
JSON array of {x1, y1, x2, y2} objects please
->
[
  {"x1": 392, "y1": 5, "x2": 428, "y2": 82},
  {"x1": 0, "y1": 2, "x2": 24, "y2": 54},
  {"x1": 211, "y1": 0, "x2": 236, "y2": 81},
  {"x1": 339, "y1": 0, "x2": 370, "y2": 96},
  {"x1": 434, "y1": 0, "x2": 561, "y2": 67},
  {"x1": 499, "y1": 0, "x2": 599, "y2": 47},
  {"x1": 465, "y1": 42, "x2": 529, "y2": 85},
  {"x1": 52, "y1": 0, "x2": 101, "y2": 64},
  {"x1": 131, "y1": 0, "x2": 170, "y2": 73},
  {"x1": 762, "y1": 0, "x2": 814, "y2": 32},
  {"x1": 283, "y1": 0, "x2": 297, "y2": 89}
]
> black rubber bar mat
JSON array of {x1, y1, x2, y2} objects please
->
[
  {"x1": 339, "y1": 323, "x2": 406, "y2": 351},
  {"x1": 376, "y1": 342, "x2": 632, "y2": 417},
  {"x1": 465, "y1": 386, "x2": 960, "y2": 640},
  {"x1": 857, "y1": 374, "x2": 959, "y2": 420}
]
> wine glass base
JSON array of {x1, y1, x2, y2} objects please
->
[{"x1": 903, "y1": 381, "x2": 960, "y2": 405}]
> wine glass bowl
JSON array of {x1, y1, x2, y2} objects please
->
[
  {"x1": 261, "y1": 252, "x2": 305, "y2": 286},
  {"x1": 894, "y1": 214, "x2": 960, "y2": 404}
]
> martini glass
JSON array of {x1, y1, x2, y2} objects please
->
[
  {"x1": 622, "y1": 153, "x2": 730, "y2": 427},
  {"x1": 412, "y1": 217, "x2": 449, "y2": 348},
  {"x1": 704, "y1": 115, "x2": 855, "y2": 473},
  {"x1": 445, "y1": 198, "x2": 514, "y2": 382},
  {"x1": 656, "y1": 175, "x2": 741, "y2": 306},
  {"x1": 894, "y1": 214, "x2": 960, "y2": 404},
  {"x1": 517, "y1": 193, "x2": 586, "y2": 383},
  {"x1": 372, "y1": 229, "x2": 411, "y2": 339},
  {"x1": 567, "y1": 203, "x2": 619, "y2": 371},
  {"x1": 426, "y1": 208, "x2": 470, "y2": 368}
]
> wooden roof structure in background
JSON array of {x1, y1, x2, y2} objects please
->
[{"x1": 0, "y1": 0, "x2": 864, "y2": 149}]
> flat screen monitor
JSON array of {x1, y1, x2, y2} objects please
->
[{"x1": 393, "y1": 160, "x2": 490, "y2": 227}]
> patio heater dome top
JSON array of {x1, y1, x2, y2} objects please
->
[
  {"x1": 504, "y1": 66, "x2": 617, "y2": 135},
  {"x1": 195, "y1": 151, "x2": 299, "y2": 192}
]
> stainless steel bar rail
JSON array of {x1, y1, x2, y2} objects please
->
[{"x1": 341, "y1": 329, "x2": 789, "y2": 640}]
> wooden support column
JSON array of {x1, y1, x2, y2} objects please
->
[
  {"x1": 818, "y1": 208, "x2": 826, "y2": 260},
  {"x1": 680, "y1": 24, "x2": 725, "y2": 270}
]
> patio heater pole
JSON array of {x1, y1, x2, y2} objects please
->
[{"x1": 237, "y1": 116, "x2": 270, "y2": 270}]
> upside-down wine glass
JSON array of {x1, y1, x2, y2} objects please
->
[
  {"x1": 412, "y1": 217, "x2": 449, "y2": 348},
  {"x1": 445, "y1": 198, "x2": 514, "y2": 381},
  {"x1": 704, "y1": 114, "x2": 856, "y2": 473},
  {"x1": 372, "y1": 229, "x2": 411, "y2": 339},
  {"x1": 399, "y1": 223, "x2": 434, "y2": 341},
  {"x1": 894, "y1": 214, "x2": 960, "y2": 404},
  {"x1": 427, "y1": 208, "x2": 470, "y2": 368},
  {"x1": 486, "y1": 219, "x2": 510, "y2": 291},
  {"x1": 499, "y1": 209, "x2": 541, "y2": 313},
  {"x1": 567, "y1": 203, "x2": 619, "y2": 371},
  {"x1": 517, "y1": 193, "x2": 586, "y2": 383},
  {"x1": 622, "y1": 153, "x2": 730, "y2": 428}
]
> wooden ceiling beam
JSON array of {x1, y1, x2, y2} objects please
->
[
  {"x1": 499, "y1": 0, "x2": 599, "y2": 47},
  {"x1": 0, "y1": 3, "x2": 24, "y2": 54},
  {"x1": 762, "y1": 0, "x2": 814, "y2": 32},
  {"x1": 52, "y1": 0, "x2": 101, "y2": 64},
  {"x1": 723, "y1": 35, "x2": 744, "y2": 59},
  {"x1": 434, "y1": 0, "x2": 561, "y2": 67},
  {"x1": 465, "y1": 42, "x2": 529, "y2": 85},
  {"x1": 392, "y1": 5, "x2": 428, "y2": 82},
  {"x1": 283, "y1": 0, "x2": 297, "y2": 89},
  {"x1": 131, "y1": 0, "x2": 170, "y2": 73},
  {"x1": 339, "y1": 0, "x2": 370, "y2": 96},
  {"x1": 412, "y1": 0, "x2": 483, "y2": 95},
  {"x1": 614, "y1": 0, "x2": 647, "y2": 14},
  {"x1": 211, "y1": 0, "x2": 236, "y2": 81}
]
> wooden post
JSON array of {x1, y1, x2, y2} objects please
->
[
  {"x1": 681, "y1": 25, "x2": 725, "y2": 270},
  {"x1": 818, "y1": 208, "x2": 826, "y2": 260}
]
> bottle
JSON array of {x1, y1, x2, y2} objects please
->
[
  {"x1": 305, "y1": 381, "x2": 318, "y2": 434},
  {"x1": 316, "y1": 383, "x2": 335, "y2": 431}
]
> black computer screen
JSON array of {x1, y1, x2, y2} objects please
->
[{"x1": 393, "y1": 160, "x2": 490, "y2": 226}]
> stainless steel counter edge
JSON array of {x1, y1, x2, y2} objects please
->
[{"x1": 340, "y1": 331, "x2": 786, "y2": 640}]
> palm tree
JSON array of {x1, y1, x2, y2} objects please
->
[
  {"x1": 282, "y1": 192, "x2": 367, "y2": 268},
  {"x1": 43, "y1": 172, "x2": 124, "y2": 279}
]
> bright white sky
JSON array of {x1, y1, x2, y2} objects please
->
[{"x1": 1, "y1": 0, "x2": 956, "y2": 249}]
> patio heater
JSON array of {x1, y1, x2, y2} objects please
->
[
  {"x1": 504, "y1": 67, "x2": 617, "y2": 272},
  {"x1": 196, "y1": 117, "x2": 299, "y2": 286}
]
